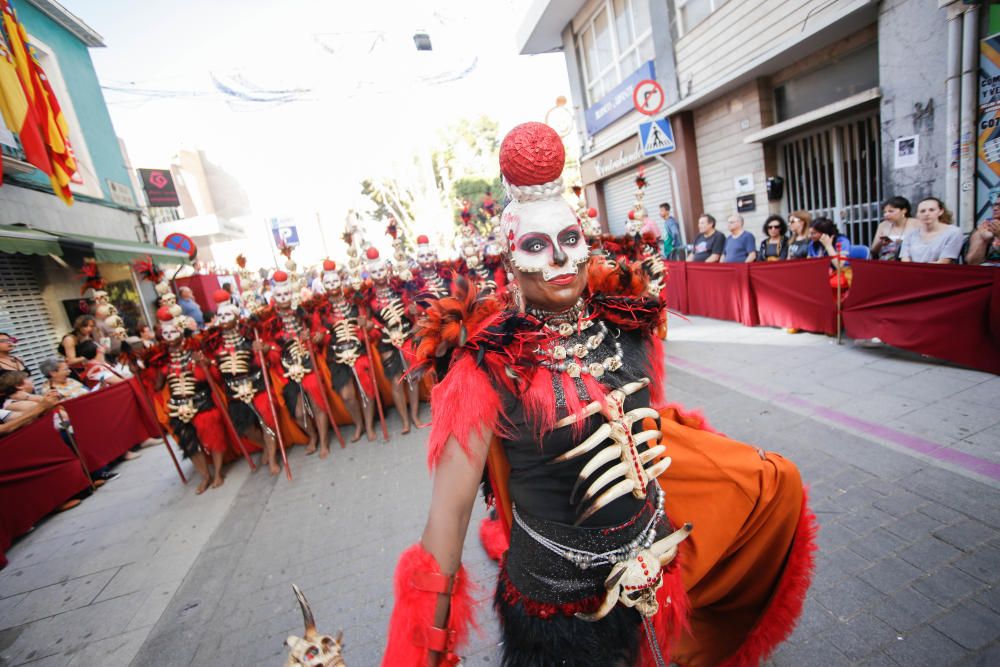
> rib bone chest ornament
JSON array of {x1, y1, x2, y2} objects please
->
[
  {"x1": 166, "y1": 349, "x2": 200, "y2": 423},
  {"x1": 277, "y1": 308, "x2": 310, "y2": 382},
  {"x1": 419, "y1": 268, "x2": 448, "y2": 299},
  {"x1": 374, "y1": 285, "x2": 410, "y2": 348}
]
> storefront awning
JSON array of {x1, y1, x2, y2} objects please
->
[
  {"x1": 0, "y1": 224, "x2": 63, "y2": 257},
  {"x1": 52, "y1": 231, "x2": 191, "y2": 265}
]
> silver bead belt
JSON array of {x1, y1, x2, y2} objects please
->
[{"x1": 512, "y1": 486, "x2": 664, "y2": 571}]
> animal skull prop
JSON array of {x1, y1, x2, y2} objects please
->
[
  {"x1": 577, "y1": 523, "x2": 692, "y2": 622},
  {"x1": 283, "y1": 584, "x2": 346, "y2": 667}
]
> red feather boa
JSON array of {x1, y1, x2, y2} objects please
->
[
  {"x1": 478, "y1": 516, "x2": 509, "y2": 562},
  {"x1": 381, "y1": 543, "x2": 477, "y2": 666}
]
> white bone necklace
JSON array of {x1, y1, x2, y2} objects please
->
[{"x1": 536, "y1": 315, "x2": 624, "y2": 379}]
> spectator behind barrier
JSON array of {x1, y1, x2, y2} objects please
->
[
  {"x1": 0, "y1": 370, "x2": 44, "y2": 414},
  {"x1": 659, "y1": 202, "x2": 683, "y2": 260},
  {"x1": 758, "y1": 215, "x2": 788, "y2": 261},
  {"x1": 77, "y1": 340, "x2": 125, "y2": 390},
  {"x1": 59, "y1": 315, "x2": 96, "y2": 373},
  {"x1": 0, "y1": 332, "x2": 29, "y2": 380},
  {"x1": 177, "y1": 287, "x2": 204, "y2": 328},
  {"x1": 687, "y1": 214, "x2": 725, "y2": 262},
  {"x1": 787, "y1": 210, "x2": 812, "y2": 260},
  {"x1": 900, "y1": 197, "x2": 963, "y2": 264},
  {"x1": 39, "y1": 358, "x2": 89, "y2": 400},
  {"x1": 966, "y1": 219, "x2": 1000, "y2": 266},
  {"x1": 871, "y1": 196, "x2": 917, "y2": 261},
  {"x1": 723, "y1": 214, "x2": 757, "y2": 263},
  {"x1": 807, "y1": 218, "x2": 851, "y2": 270}
]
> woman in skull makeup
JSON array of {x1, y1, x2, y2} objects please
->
[
  {"x1": 362, "y1": 247, "x2": 427, "y2": 434},
  {"x1": 256, "y1": 270, "x2": 332, "y2": 461},
  {"x1": 312, "y1": 260, "x2": 376, "y2": 443},
  {"x1": 381, "y1": 123, "x2": 816, "y2": 667},
  {"x1": 144, "y1": 307, "x2": 229, "y2": 494}
]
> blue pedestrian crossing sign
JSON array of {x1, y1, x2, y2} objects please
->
[{"x1": 638, "y1": 117, "x2": 676, "y2": 157}]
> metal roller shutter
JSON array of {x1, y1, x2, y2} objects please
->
[
  {"x1": 601, "y1": 160, "x2": 674, "y2": 236},
  {"x1": 0, "y1": 255, "x2": 59, "y2": 385}
]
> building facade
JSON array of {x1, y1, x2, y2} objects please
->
[
  {"x1": 0, "y1": 0, "x2": 186, "y2": 379},
  {"x1": 519, "y1": 0, "x2": 980, "y2": 248}
]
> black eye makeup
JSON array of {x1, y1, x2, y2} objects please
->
[{"x1": 519, "y1": 235, "x2": 550, "y2": 253}]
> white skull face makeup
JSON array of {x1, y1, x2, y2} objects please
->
[
  {"x1": 369, "y1": 262, "x2": 388, "y2": 283},
  {"x1": 322, "y1": 271, "x2": 342, "y2": 294},
  {"x1": 625, "y1": 219, "x2": 643, "y2": 236},
  {"x1": 502, "y1": 198, "x2": 588, "y2": 282},
  {"x1": 273, "y1": 282, "x2": 294, "y2": 309},
  {"x1": 417, "y1": 247, "x2": 437, "y2": 269},
  {"x1": 160, "y1": 293, "x2": 177, "y2": 307},
  {"x1": 160, "y1": 321, "x2": 182, "y2": 343},
  {"x1": 217, "y1": 302, "x2": 240, "y2": 328}
]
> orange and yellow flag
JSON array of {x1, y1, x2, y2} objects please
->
[{"x1": 0, "y1": 0, "x2": 75, "y2": 203}]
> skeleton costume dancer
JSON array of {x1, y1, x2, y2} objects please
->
[
  {"x1": 364, "y1": 247, "x2": 427, "y2": 433},
  {"x1": 258, "y1": 270, "x2": 332, "y2": 459},
  {"x1": 312, "y1": 260, "x2": 376, "y2": 443},
  {"x1": 206, "y1": 290, "x2": 280, "y2": 473},
  {"x1": 382, "y1": 123, "x2": 816, "y2": 667},
  {"x1": 415, "y1": 235, "x2": 452, "y2": 300},
  {"x1": 146, "y1": 306, "x2": 228, "y2": 494}
]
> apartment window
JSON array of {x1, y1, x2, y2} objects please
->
[
  {"x1": 578, "y1": 0, "x2": 654, "y2": 107},
  {"x1": 676, "y1": 0, "x2": 728, "y2": 37}
]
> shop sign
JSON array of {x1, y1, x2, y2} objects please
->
[
  {"x1": 138, "y1": 168, "x2": 180, "y2": 207},
  {"x1": 584, "y1": 60, "x2": 655, "y2": 136}
]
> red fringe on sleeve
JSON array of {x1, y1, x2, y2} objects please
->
[{"x1": 426, "y1": 353, "x2": 505, "y2": 470}]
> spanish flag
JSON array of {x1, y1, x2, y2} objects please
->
[
  {"x1": 0, "y1": 29, "x2": 48, "y2": 176},
  {"x1": 0, "y1": 0, "x2": 75, "y2": 204}
]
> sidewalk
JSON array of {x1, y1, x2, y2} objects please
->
[{"x1": 0, "y1": 315, "x2": 997, "y2": 666}]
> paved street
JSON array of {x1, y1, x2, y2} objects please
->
[{"x1": 1, "y1": 315, "x2": 998, "y2": 667}]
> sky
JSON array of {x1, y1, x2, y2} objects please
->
[{"x1": 61, "y1": 0, "x2": 571, "y2": 226}]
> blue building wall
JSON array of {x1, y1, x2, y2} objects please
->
[{"x1": 15, "y1": 0, "x2": 129, "y2": 204}]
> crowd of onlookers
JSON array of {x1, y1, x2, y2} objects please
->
[
  {"x1": 659, "y1": 196, "x2": 998, "y2": 267},
  {"x1": 0, "y1": 326, "x2": 156, "y2": 511}
]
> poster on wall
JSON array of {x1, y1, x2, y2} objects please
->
[
  {"x1": 894, "y1": 136, "x2": 919, "y2": 169},
  {"x1": 976, "y1": 34, "x2": 1000, "y2": 226}
]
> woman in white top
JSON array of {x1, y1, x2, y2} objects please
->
[{"x1": 900, "y1": 197, "x2": 964, "y2": 264}]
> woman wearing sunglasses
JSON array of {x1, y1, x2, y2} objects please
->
[
  {"x1": 758, "y1": 215, "x2": 789, "y2": 261},
  {"x1": 0, "y1": 333, "x2": 29, "y2": 381}
]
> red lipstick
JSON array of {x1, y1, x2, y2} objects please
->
[{"x1": 547, "y1": 273, "x2": 577, "y2": 285}]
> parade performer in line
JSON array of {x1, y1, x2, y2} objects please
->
[
  {"x1": 363, "y1": 246, "x2": 427, "y2": 434},
  {"x1": 256, "y1": 270, "x2": 332, "y2": 458},
  {"x1": 145, "y1": 306, "x2": 229, "y2": 494},
  {"x1": 381, "y1": 122, "x2": 815, "y2": 667},
  {"x1": 457, "y1": 221, "x2": 498, "y2": 295},
  {"x1": 205, "y1": 290, "x2": 281, "y2": 474},
  {"x1": 312, "y1": 260, "x2": 376, "y2": 443},
  {"x1": 414, "y1": 235, "x2": 452, "y2": 300}
]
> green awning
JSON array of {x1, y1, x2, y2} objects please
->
[
  {"x1": 0, "y1": 224, "x2": 63, "y2": 256},
  {"x1": 51, "y1": 231, "x2": 190, "y2": 265}
]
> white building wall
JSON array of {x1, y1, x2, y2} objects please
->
[
  {"x1": 693, "y1": 80, "x2": 772, "y2": 229},
  {"x1": 0, "y1": 184, "x2": 139, "y2": 240},
  {"x1": 674, "y1": 0, "x2": 867, "y2": 99}
]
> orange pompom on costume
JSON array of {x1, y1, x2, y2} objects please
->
[{"x1": 380, "y1": 123, "x2": 816, "y2": 667}]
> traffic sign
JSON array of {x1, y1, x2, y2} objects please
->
[
  {"x1": 270, "y1": 217, "x2": 299, "y2": 248},
  {"x1": 163, "y1": 232, "x2": 197, "y2": 259},
  {"x1": 633, "y1": 79, "x2": 665, "y2": 116},
  {"x1": 638, "y1": 117, "x2": 676, "y2": 157}
]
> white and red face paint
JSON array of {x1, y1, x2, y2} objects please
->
[
  {"x1": 322, "y1": 271, "x2": 342, "y2": 293},
  {"x1": 160, "y1": 321, "x2": 182, "y2": 343},
  {"x1": 273, "y1": 282, "x2": 294, "y2": 308},
  {"x1": 216, "y1": 302, "x2": 240, "y2": 327},
  {"x1": 501, "y1": 198, "x2": 588, "y2": 282}
]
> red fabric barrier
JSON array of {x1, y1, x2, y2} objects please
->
[
  {"x1": 0, "y1": 416, "x2": 91, "y2": 568},
  {"x1": 749, "y1": 259, "x2": 838, "y2": 335},
  {"x1": 664, "y1": 261, "x2": 688, "y2": 313},
  {"x1": 61, "y1": 378, "x2": 160, "y2": 472},
  {"x1": 842, "y1": 260, "x2": 1000, "y2": 375},
  {"x1": 684, "y1": 263, "x2": 758, "y2": 326}
]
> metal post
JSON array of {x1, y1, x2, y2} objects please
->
[
  {"x1": 945, "y1": 6, "x2": 963, "y2": 219},
  {"x1": 959, "y1": 5, "x2": 980, "y2": 232}
]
